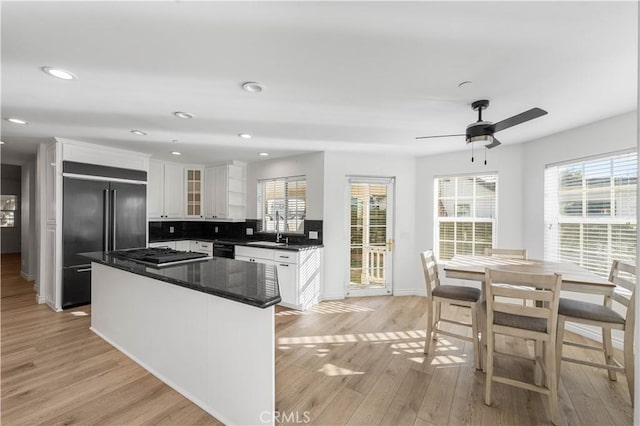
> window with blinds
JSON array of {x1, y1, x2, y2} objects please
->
[
  {"x1": 544, "y1": 150, "x2": 637, "y2": 277},
  {"x1": 434, "y1": 174, "x2": 497, "y2": 260},
  {"x1": 257, "y1": 176, "x2": 307, "y2": 234}
]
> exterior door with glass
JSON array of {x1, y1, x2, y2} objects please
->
[{"x1": 347, "y1": 177, "x2": 394, "y2": 296}]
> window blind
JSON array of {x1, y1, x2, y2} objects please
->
[
  {"x1": 257, "y1": 176, "x2": 307, "y2": 234},
  {"x1": 434, "y1": 174, "x2": 497, "y2": 260},
  {"x1": 544, "y1": 150, "x2": 637, "y2": 277}
]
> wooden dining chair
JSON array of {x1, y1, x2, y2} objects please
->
[
  {"x1": 420, "y1": 250, "x2": 482, "y2": 369},
  {"x1": 556, "y1": 259, "x2": 635, "y2": 406},
  {"x1": 484, "y1": 268, "x2": 562, "y2": 425},
  {"x1": 484, "y1": 248, "x2": 528, "y2": 259}
]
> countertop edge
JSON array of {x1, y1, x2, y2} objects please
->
[{"x1": 87, "y1": 258, "x2": 281, "y2": 309}]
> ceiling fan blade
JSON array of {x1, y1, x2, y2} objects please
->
[
  {"x1": 493, "y1": 108, "x2": 547, "y2": 132},
  {"x1": 415, "y1": 133, "x2": 465, "y2": 140},
  {"x1": 485, "y1": 138, "x2": 501, "y2": 149}
]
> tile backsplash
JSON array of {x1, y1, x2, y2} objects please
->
[{"x1": 149, "y1": 219, "x2": 323, "y2": 245}]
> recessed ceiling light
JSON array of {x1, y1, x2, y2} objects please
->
[
  {"x1": 259, "y1": 152, "x2": 269, "y2": 156},
  {"x1": 171, "y1": 151, "x2": 182, "y2": 156},
  {"x1": 242, "y1": 82, "x2": 263, "y2": 93},
  {"x1": 6, "y1": 118, "x2": 28, "y2": 125},
  {"x1": 238, "y1": 133, "x2": 252, "y2": 139},
  {"x1": 458, "y1": 81, "x2": 472, "y2": 88},
  {"x1": 131, "y1": 130, "x2": 147, "y2": 136},
  {"x1": 41, "y1": 66, "x2": 77, "y2": 80},
  {"x1": 173, "y1": 111, "x2": 194, "y2": 119}
]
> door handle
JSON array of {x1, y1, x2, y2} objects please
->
[
  {"x1": 76, "y1": 268, "x2": 92, "y2": 273},
  {"x1": 111, "y1": 189, "x2": 117, "y2": 250},
  {"x1": 104, "y1": 190, "x2": 109, "y2": 252},
  {"x1": 387, "y1": 239, "x2": 393, "y2": 252}
]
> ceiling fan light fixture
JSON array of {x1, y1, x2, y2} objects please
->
[{"x1": 467, "y1": 134, "x2": 494, "y2": 146}]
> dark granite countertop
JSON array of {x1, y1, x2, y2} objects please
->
[
  {"x1": 81, "y1": 251, "x2": 281, "y2": 309},
  {"x1": 149, "y1": 237, "x2": 323, "y2": 251}
]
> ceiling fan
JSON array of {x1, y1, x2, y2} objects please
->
[{"x1": 416, "y1": 100, "x2": 548, "y2": 162}]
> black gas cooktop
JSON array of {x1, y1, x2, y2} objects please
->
[{"x1": 112, "y1": 247, "x2": 210, "y2": 267}]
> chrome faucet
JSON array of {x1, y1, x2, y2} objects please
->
[{"x1": 275, "y1": 211, "x2": 283, "y2": 243}]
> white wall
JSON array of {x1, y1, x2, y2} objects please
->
[
  {"x1": 522, "y1": 111, "x2": 637, "y2": 258},
  {"x1": 21, "y1": 160, "x2": 37, "y2": 280},
  {"x1": 322, "y1": 151, "x2": 417, "y2": 299},
  {"x1": 414, "y1": 143, "x2": 525, "y2": 290},
  {"x1": 246, "y1": 152, "x2": 324, "y2": 220}
]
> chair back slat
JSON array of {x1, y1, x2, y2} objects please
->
[
  {"x1": 492, "y1": 302, "x2": 552, "y2": 319},
  {"x1": 420, "y1": 250, "x2": 440, "y2": 298},
  {"x1": 491, "y1": 285, "x2": 554, "y2": 303},
  {"x1": 484, "y1": 248, "x2": 528, "y2": 260}
]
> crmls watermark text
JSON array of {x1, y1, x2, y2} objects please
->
[{"x1": 260, "y1": 410, "x2": 311, "y2": 424}]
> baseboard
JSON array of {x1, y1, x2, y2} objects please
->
[
  {"x1": 90, "y1": 326, "x2": 233, "y2": 426},
  {"x1": 35, "y1": 294, "x2": 46, "y2": 304},
  {"x1": 320, "y1": 292, "x2": 345, "y2": 301},
  {"x1": 393, "y1": 289, "x2": 427, "y2": 297},
  {"x1": 20, "y1": 271, "x2": 35, "y2": 281},
  {"x1": 564, "y1": 322, "x2": 624, "y2": 350}
]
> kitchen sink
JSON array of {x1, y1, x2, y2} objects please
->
[{"x1": 246, "y1": 241, "x2": 286, "y2": 247}]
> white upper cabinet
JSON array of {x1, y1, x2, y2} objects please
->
[
  {"x1": 148, "y1": 160, "x2": 184, "y2": 219},
  {"x1": 150, "y1": 161, "x2": 245, "y2": 221},
  {"x1": 204, "y1": 163, "x2": 246, "y2": 221}
]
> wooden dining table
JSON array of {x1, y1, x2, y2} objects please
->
[
  {"x1": 443, "y1": 255, "x2": 616, "y2": 385},
  {"x1": 444, "y1": 255, "x2": 615, "y2": 296}
]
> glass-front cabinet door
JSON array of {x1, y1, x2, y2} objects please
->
[{"x1": 185, "y1": 168, "x2": 203, "y2": 218}]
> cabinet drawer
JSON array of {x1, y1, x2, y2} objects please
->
[
  {"x1": 149, "y1": 241, "x2": 177, "y2": 249},
  {"x1": 273, "y1": 250, "x2": 298, "y2": 264},
  {"x1": 235, "y1": 246, "x2": 274, "y2": 261}
]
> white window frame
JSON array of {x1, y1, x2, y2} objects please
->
[
  {"x1": 544, "y1": 149, "x2": 637, "y2": 277},
  {"x1": 434, "y1": 173, "x2": 498, "y2": 261},
  {"x1": 257, "y1": 175, "x2": 307, "y2": 235}
]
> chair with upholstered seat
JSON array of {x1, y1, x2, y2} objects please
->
[
  {"x1": 484, "y1": 268, "x2": 562, "y2": 425},
  {"x1": 484, "y1": 248, "x2": 528, "y2": 259},
  {"x1": 556, "y1": 259, "x2": 635, "y2": 406},
  {"x1": 420, "y1": 250, "x2": 482, "y2": 369}
]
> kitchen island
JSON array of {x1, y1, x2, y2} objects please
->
[{"x1": 82, "y1": 252, "x2": 279, "y2": 426}]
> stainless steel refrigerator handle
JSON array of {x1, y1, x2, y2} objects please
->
[
  {"x1": 111, "y1": 189, "x2": 117, "y2": 250},
  {"x1": 104, "y1": 189, "x2": 110, "y2": 252}
]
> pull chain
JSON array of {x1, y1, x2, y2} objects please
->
[
  {"x1": 484, "y1": 147, "x2": 487, "y2": 165},
  {"x1": 471, "y1": 142, "x2": 474, "y2": 163}
]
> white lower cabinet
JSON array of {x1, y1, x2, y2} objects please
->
[
  {"x1": 175, "y1": 240, "x2": 192, "y2": 251},
  {"x1": 191, "y1": 240, "x2": 213, "y2": 256},
  {"x1": 235, "y1": 246, "x2": 321, "y2": 310},
  {"x1": 149, "y1": 241, "x2": 177, "y2": 249}
]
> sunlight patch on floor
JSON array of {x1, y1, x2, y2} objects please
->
[
  {"x1": 317, "y1": 363, "x2": 365, "y2": 377},
  {"x1": 278, "y1": 329, "x2": 427, "y2": 345},
  {"x1": 275, "y1": 301, "x2": 375, "y2": 316}
]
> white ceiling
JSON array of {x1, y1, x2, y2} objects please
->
[{"x1": 1, "y1": 1, "x2": 637, "y2": 165}]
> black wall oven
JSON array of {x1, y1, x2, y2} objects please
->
[{"x1": 213, "y1": 243, "x2": 235, "y2": 259}]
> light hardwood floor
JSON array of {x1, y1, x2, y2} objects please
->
[{"x1": 1, "y1": 253, "x2": 633, "y2": 425}]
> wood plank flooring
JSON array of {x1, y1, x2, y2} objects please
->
[{"x1": 1, "y1": 253, "x2": 634, "y2": 425}]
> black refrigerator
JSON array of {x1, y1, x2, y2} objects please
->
[{"x1": 62, "y1": 161, "x2": 147, "y2": 309}]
